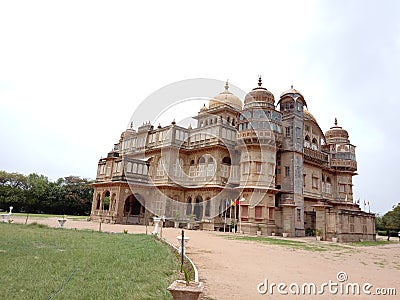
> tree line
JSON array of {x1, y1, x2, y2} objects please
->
[
  {"x1": 375, "y1": 203, "x2": 400, "y2": 238},
  {"x1": 0, "y1": 170, "x2": 93, "y2": 216}
]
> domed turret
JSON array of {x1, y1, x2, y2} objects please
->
[
  {"x1": 280, "y1": 86, "x2": 305, "y2": 99},
  {"x1": 304, "y1": 109, "x2": 317, "y2": 124},
  {"x1": 200, "y1": 103, "x2": 208, "y2": 112},
  {"x1": 209, "y1": 81, "x2": 242, "y2": 110},
  {"x1": 244, "y1": 76, "x2": 275, "y2": 109},
  {"x1": 278, "y1": 85, "x2": 307, "y2": 112},
  {"x1": 325, "y1": 118, "x2": 349, "y2": 144}
]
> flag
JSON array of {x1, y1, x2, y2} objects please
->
[
  {"x1": 231, "y1": 200, "x2": 236, "y2": 207},
  {"x1": 226, "y1": 199, "x2": 230, "y2": 207},
  {"x1": 235, "y1": 199, "x2": 240, "y2": 206}
]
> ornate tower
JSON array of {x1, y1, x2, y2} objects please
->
[
  {"x1": 325, "y1": 118, "x2": 357, "y2": 203},
  {"x1": 237, "y1": 77, "x2": 282, "y2": 234},
  {"x1": 277, "y1": 86, "x2": 307, "y2": 236}
]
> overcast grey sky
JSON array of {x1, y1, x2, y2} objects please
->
[{"x1": 0, "y1": 0, "x2": 399, "y2": 214}]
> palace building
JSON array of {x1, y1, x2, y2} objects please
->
[{"x1": 90, "y1": 78, "x2": 375, "y2": 242}]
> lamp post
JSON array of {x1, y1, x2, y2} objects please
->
[{"x1": 238, "y1": 197, "x2": 245, "y2": 234}]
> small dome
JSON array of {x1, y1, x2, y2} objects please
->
[
  {"x1": 209, "y1": 81, "x2": 242, "y2": 110},
  {"x1": 325, "y1": 118, "x2": 349, "y2": 143},
  {"x1": 278, "y1": 85, "x2": 307, "y2": 108},
  {"x1": 280, "y1": 85, "x2": 304, "y2": 98},
  {"x1": 244, "y1": 76, "x2": 275, "y2": 108},
  {"x1": 304, "y1": 109, "x2": 317, "y2": 124},
  {"x1": 200, "y1": 103, "x2": 208, "y2": 112}
]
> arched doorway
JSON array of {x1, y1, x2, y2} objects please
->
[
  {"x1": 103, "y1": 191, "x2": 110, "y2": 210},
  {"x1": 95, "y1": 194, "x2": 101, "y2": 210},
  {"x1": 186, "y1": 197, "x2": 192, "y2": 218},
  {"x1": 124, "y1": 193, "x2": 145, "y2": 224},
  {"x1": 194, "y1": 195, "x2": 203, "y2": 221}
]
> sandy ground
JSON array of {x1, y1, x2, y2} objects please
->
[{"x1": 11, "y1": 216, "x2": 400, "y2": 299}]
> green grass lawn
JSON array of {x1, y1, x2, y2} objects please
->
[
  {"x1": 350, "y1": 240, "x2": 395, "y2": 246},
  {"x1": 226, "y1": 235, "x2": 396, "y2": 251},
  {"x1": 225, "y1": 235, "x2": 345, "y2": 252},
  {"x1": 0, "y1": 223, "x2": 180, "y2": 299}
]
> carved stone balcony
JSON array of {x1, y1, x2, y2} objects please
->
[
  {"x1": 330, "y1": 159, "x2": 357, "y2": 171},
  {"x1": 303, "y1": 148, "x2": 329, "y2": 166}
]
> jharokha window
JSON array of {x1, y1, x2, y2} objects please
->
[
  {"x1": 255, "y1": 206, "x2": 263, "y2": 220},
  {"x1": 241, "y1": 205, "x2": 249, "y2": 221}
]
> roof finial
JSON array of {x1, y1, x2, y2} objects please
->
[
  {"x1": 291, "y1": 84, "x2": 293, "y2": 89},
  {"x1": 334, "y1": 117, "x2": 338, "y2": 126},
  {"x1": 225, "y1": 80, "x2": 229, "y2": 92},
  {"x1": 258, "y1": 75, "x2": 262, "y2": 87}
]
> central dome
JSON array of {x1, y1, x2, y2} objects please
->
[
  {"x1": 209, "y1": 81, "x2": 242, "y2": 110},
  {"x1": 244, "y1": 76, "x2": 275, "y2": 109}
]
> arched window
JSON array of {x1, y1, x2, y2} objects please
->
[
  {"x1": 157, "y1": 158, "x2": 166, "y2": 177},
  {"x1": 205, "y1": 198, "x2": 211, "y2": 217},
  {"x1": 312, "y1": 138, "x2": 318, "y2": 150},
  {"x1": 207, "y1": 157, "x2": 215, "y2": 177},
  {"x1": 222, "y1": 156, "x2": 231, "y2": 165},
  {"x1": 173, "y1": 158, "x2": 184, "y2": 177},
  {"x1": 326, "y1": 177, "x2": 332, "y2": 194},
  {"x1": 127, "y1": 162, "x2": 132, "y2": 173},
  {"x1": 199, "y1": 157, "x2": 206, "y2": 164},
  {"x1": 304, "y1": 135, "x2": 311, "y2": 148}
]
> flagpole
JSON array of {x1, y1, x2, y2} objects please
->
[
  {"x1": 239, "y1": 197, "x2": 245, "y2": 234},
  {"x1": 234, "y1": 201, "x2": 237, "y2": 233},
  {"x1": 224, "y1": 200, "x2": 227, "y2": 233},
  {"x1": 238, "y1": 200, "x2": 241, "y2": 234},
  {"x1": 229, "y1": 200, "x2": 232, "y2": 232}
]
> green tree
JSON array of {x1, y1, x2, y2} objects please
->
[
  {"x1": 58, "y1": 176, "x2": 94, "y2": 215},
  {"x1": 0, "y1": 171, "x2": 28, "y2": 212},
  {"x1": 381, "y1": 203, "x2": 400, "y2": 240},
  {"x1": 25, "y1": 173, "x2": 51, "y2": 213},
  {"x1": 0, "y1": 170, "x2": 93, "y2": 216}
]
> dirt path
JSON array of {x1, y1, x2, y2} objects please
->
[{"x1": 11, "y1": 217, "x2": 400, "y2": 299}]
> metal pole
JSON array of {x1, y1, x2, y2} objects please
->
[
  {"x1": 145, "y1": 208, "x2": 148, "y2": 235},
  {"x1": 181, "y1": 230, "x2": 184, "y2": 273},
  {"x1": 234, "y1": 202, "x2": 236, "y2": 233},
  {"x1": 224, "y1": 200, "x2": 227, "y2": 233},
  {"x1": 229, "y1": 201, "x2": 232, "y2": 232},
  {"x1": 239, "y1": 201, "x2": 241, "y2": 234}
]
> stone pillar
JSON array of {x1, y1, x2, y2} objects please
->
[{"x1": 281, "y1": 203, "x2": 296, "y2": 237}]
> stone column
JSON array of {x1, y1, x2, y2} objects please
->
[{"x1": 281, "y1": 203, "x2": 296, "y2": 237}]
